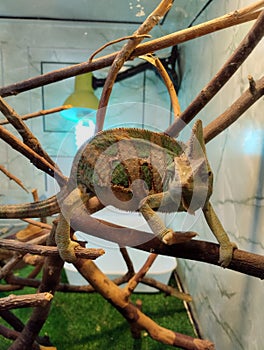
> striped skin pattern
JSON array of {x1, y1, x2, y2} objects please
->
[
  {"x1": 0, "y1": 120, "x2": 236, "y2": 266},
  {"x1": 71, "y1": 127, "x2": 186, "y2": 212}
]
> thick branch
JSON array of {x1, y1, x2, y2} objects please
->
[
  {"x1": 0, "y1": 124, "x2": 67, "y2": 187},
  {"x1": 0, "y1": 97, "x2": 55, "y2": 167},
  {"x1": 165, "y1": 8, "x2": 264, "y2": 136},
  {"x1": 0, "y1": 238, "x2": 104, "y2": 260},
  {"x1": 0, "y1": 4, "x2": 261, "y2": 98},
  {"x1": 71, "y1": 211, "x2": 264, "y2": 279},
  {"x1": 203, "y1": 75, "x2": 264, "y2": 143},
  {"x1": 0, "y1": 293, "x2": 53, "y2": 311},
  {"x1": 74, "y1": 258, "x2": 215, "y2": 349}
]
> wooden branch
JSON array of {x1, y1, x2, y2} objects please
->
[
  {"x1": 8, "y1": 224, "x2": 62, "y2": 350},
  {"x1": 0, "y1": 124, "x2": 67, "y2": 187},
  {"x1": 20, "y1": 219, "x2": 52, "y2": 230},
  {"x1": 74, "y1": 258, "x2": 215, "y2": 349},
  {"x1": 0, "y1": 165, "x2": 28, "y2": 192},
  {"x1": 88, "y1": 34, "x2": 151, "y2": 62},
  {"x1": 0, "y1": 105, "x2": 72, "y2": 125},
  {"x1": 0, "y1": 312, "x2": 53, "y2": 350},
  {"x1": 203, "y1": 75, "x2": 264, "y2": 143},
  {"x1": 124, "y1": 253, "x2": 158, "y2": 297},
  {"x1": 0, "y1": 324, "x2": 20, "y2": 341},
  {"x1": 0, "y1": 96, "x2": 55, "y2": 167},
  {"x1": 4, "y1": 266, "x2": 192, "y2": 302},
  {"x1": 0, "y1": 2, "x2": 260, "y2": 98},
  {"x1": 130, "y1": 299, "x2": 143, "y2": 339},
  {"x1": 0, "y1": 238, "x2": 104, "y2": 260},
  {"x1": 0, "y1": 293, "x2": 53, "y2": 311},
  {"x1": 0, "y1": 325, "x2": 41, "y2": 350},
  {"x1": 133, "y1": 4, "x2": 263, "y2": 58},
  {"x1": 95, "y1": 0, "x2": 173, "y2": 132},
  {"x1": 71, "y1": 210, "x2": 264, "y2": 279},
  {"x1": 140, "y1": 54, "x2": 181, "y2": 118},
  {"x1": 120, "y1": 247, "x2": 135, "y2": 274},
  {"x1": 22, "y1": 253, "x2": 45, "y2": 266},
  {"x1": 165, "y1": 9, "x2": 264, "y2": 136},
  {"x1": 0, "y1": 309, "x2": 25, "y2": 333},
  {"x1": 141, "y1": 276, "x2": 192, "y2": 302},
  {"x1": 0, "y1": 254, "x2": 22, "y2": 279}
]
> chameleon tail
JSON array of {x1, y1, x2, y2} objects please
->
[{"x1": 0, "y1": 195, "x2": 60, "y2": 219}]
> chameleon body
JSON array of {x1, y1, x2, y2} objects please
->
[{"x1": 0, "y1": 120, "x2": 236, "y2": 266}]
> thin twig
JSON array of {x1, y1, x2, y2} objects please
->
[
  {"x1": 0, "y1": 165, "x2": 28, "y2": 192},
  {"x1": 120, "y1": 247, "x2": 135, "y2": 274},
  {"x1": 21, "y1": 219, "x2": 52, "y2": 230},
  {"x1": 0, "y1": 105, "x2": 72, "y2": 126},
  {"x1": 95, "y1": 0, "x2": 173, "y2": 132},
  {"x1": 88, "y1": 34, "x2": 151, "y2": 62},
  {"x1": 124, "y1": 253, "x2": 158, "y2": 297},
  {"x1": 0, "y1": 254, "x2": 22, "y2": 280},
  {"x1": 141, "y1": 276, "x2": 192, "y2": 302},
  {"x1": 140, "y1": 54, "x2": 181, "y2": 118},
  {"x1": 0, "y1": 3, "x2": 261, "y2": 98}
]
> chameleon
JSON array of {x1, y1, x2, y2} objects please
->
[{"x1": 0, "y1": 120, "x2": 236, "y2": 266}]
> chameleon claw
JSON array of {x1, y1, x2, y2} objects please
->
[
  {"x1": 161, "y1": 229, "x2": 196, "y2": 245},
  {"x1": 58, "y1": 240, "x2": 79, "y2": 263},
  {"x1": 161, "y1": 229, "x2": 175, "y2": 245},
  {"x1": 218, "y1": 242, "x2": 237, "y2": 268}
]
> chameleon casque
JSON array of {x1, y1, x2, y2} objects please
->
[{"x1": 0, "y1": 120, "x2": 236, "y2": 267}]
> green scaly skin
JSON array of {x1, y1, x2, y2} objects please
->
[{"x1": 0, "y1": 120, "x2": 236, "y2": 266}]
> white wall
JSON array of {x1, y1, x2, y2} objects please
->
[
  {"x1": 0, "y1": 18, "x2": 171, "y2": 204},
  {"x1": 173, "y1": 1, "x2": 264, "y2": 349},
  {"x1": 0, "y1": 2, "x2": 263, "y2": 349}
]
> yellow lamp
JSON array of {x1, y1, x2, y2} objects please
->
[
  {"x1": 61, "y1": 72, "x2": 99, "y2": 147},
  {"x1": 61, "y1": 72, "x2": 99, "y2": 122}
]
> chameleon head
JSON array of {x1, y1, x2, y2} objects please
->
[{"x1": 169, "y1": 120, "x2": 213, "y2": 214}]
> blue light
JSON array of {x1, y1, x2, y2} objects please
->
[
  {"x1": 60, "y1": 107, "x2": 96, "y2": 123},
  {"x1": 243, "y1": 129, "x2": 264, "y2": 155}
]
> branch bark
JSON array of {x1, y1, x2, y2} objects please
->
[
  {"x1": 0, "y1": 238, "x2": 104, "y2": 260},
  {"x1": 0, "y1": 165, "x2": 28, "y2": 192},
  {"x1": 95, "y1": 0, "x2": 173, "y2": 132},
  {"x1": 0, "y1": 105, "x2": 72, "y2": 126},
  {"x1": 70, "y1": 210, "x2": 264, "y2": 279},
  {"x1": 0, "y1": 3, "x2": 261, "y2": 98},
  {"x1": 203, "y1": 75, "x2": 264, "y2": 143},
  {"x1": 74, "y1": 258, "x2": 215, "y2": 349},
  {"x1": 0, "y1": 97, "x2": 55, "y2": 167},
  {"x1": 165, "y1": 8, "x2": 264, "y2": 136},
  {"x1": 0, "y1": 293, "x2": 53, "y2": 311},
  {"x1": 8, "y1": 224, "x2": 62, "y2": 350},
  {"x1": 0, "y1": 124, "x2": 67, "y2": 187}
]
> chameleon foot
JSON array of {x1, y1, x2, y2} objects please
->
[
  {"x1": 161, "y1": 229, "x2": 196, "y2": 245},
  {"x1": 218, "y1": 242, "x2": 237, "y2": 268},
  {"x1": 58, "y1": 240, "x2": 79, "y2": 263}
]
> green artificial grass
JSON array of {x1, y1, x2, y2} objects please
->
[{"x1": 0, "y1": 267, "x2": 195, "y2": 349}]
